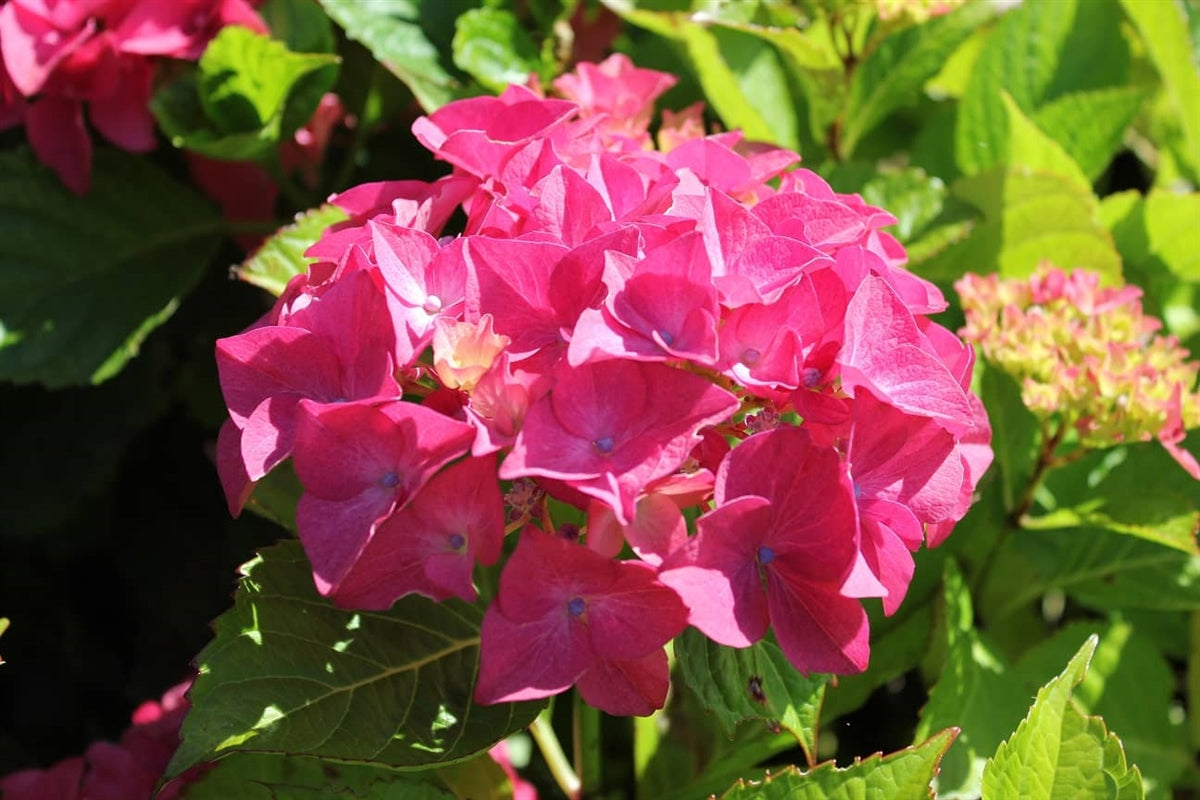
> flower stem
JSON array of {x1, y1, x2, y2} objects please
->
[
  {"x1": 529, "y1": 706, "x2": 580, "y2": 799},
  {"x1": 574, "y1": 690, "x2": 602, "y2": 798},
  {"x1": 1008, "y1": 418, "x2": 1067, "y2": 525}
]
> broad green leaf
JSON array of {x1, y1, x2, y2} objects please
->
[
  {"x1": 1015, "y1": 621, "x2": 1192, "y2": 800},
  {"x1": 1001, "y1": 92, "x2": 1091, "y2": 192},
  {"x1": 858, "y1": 167, "x2": 946, "y2": 243},
  {"x1": 318, "y1": 0, "x2": 464, "y2": 111},
  {"x1": 976, "y1": 365, "x2": 1039, "y2": 515},
  {"x1": 980, "y1": 522, "x2": 1200, "y2": 623},
  {"x1": 199, "y1": 26, "x2": 339, "y2": 137},
  {"x1": 179, "y1": 752, "x2": 455, "y2": 799},
  {"x1": 242, "y1": 461, "x2": 303, "y2": 534},
  {"x1": 0, "y1": 149, "x2": 222, "y2": 387},
  {"x1": 841, "y1": 1, "x2": 995, "y2": 157},
  {"x1": 956, "y1": 0, "x2": 1128, "y2": 174},
  {"x1": 599, "y1": 0, "x2": 801, "y2": 149},
  {"x1": 982, "y1": 636, "x2": 1145, "y2": 799},
  {"x1": 1100, "y1": 190, "x2": 1200, "y2": 342},
  {"x1": 1032, "y1": 87, "x2": 1148, "y2": 182},
  {"x1": 1024, "y1": 495, "x2": 1199, "y2": 557},
  {"x1": 1120, "y1": 0, "x2": 1200, "y2": 180},
  {"x1": 168, "y1": 541, "x2": 542, "y2": 776},
  {"x1": 674, "y1": 629, "x2": 829, "y2": 763},
  {"x1": 917, "y1": 168, "x2": 1122, "y2": 285},
  {"x1": 237, "y1": 204, "x2": 349, "y2": 297},
  {"x1": 718, "y1": 728, "x2": 958, "y2": 800},
  {"x1": 259, "y1": 0, "x2": 337, "y2": 54},
  {"x1": 153, "y1": 27, "x2": 340, "y2": 161},
  {"x1": 453, "y1": 8, "x2": 544, "y2": 94},
  {"x1": 914, "y1": 560, "x2": 1032, "y2": 799}
]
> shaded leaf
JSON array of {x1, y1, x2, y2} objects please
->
[
  {"x1": 981, "y1": 635, "x2": 1145, "y2": 799},
  {"x1": 1000, "y1": 92, "x2": 1090, "y2": 192},
  {"x1": 859, "y1": 167, "x2": 946, "y2": 243},
  {"x1": 675, "y1": 629, "x2": 828, "y2": 764},
  {"x1": 169, "y1": 541, "x2": 542, "y2": 776},
  {"x1": 1032, "y1": 87, "x2": 1148, "y2": 182},
  {"x1": 318, "y1": 0, "x2": 464, "y2": 111},
  {"x1": 237, "y1": 204, "x2": 349, "y2": 297},
  {"x1": 1120, "y1": 0, "x2": 1200, "y2": 180},
  {"x1": 0, "y1": 149, "x2": 222, "y2": 386},
  {"x1": 259, "y1": 0, "x2": 337, "y2": 53},
  {"x1": 913, "y1": 560, "x2": 1032, "y2": 799},
  {"x1": 179, "y1": 752, "x2": 455, "y2": 799},
  {"x1": 718, "y1": 728, "x2": 958, "y2": 800},
  {"x1": 842, "y1": 1, "x2": 995, "y2": 157}
]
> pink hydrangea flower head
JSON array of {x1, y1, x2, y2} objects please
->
[{"x1": 552, "y1": 52, "x2": 676, "y2": 140}]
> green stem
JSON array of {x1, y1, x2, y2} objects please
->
[
  {"x1": 1008, "y1": 418, "x2": 1067, "y2": 526},
  {"x1": 574, "y1": 690, "x2": 602, "y2": 799},
  {"x1": 529, "y1": 707, "x2": 579, "y2": 799},
  {"x1": 632, "y1": 713, "x2": 660, "y2": 798}
]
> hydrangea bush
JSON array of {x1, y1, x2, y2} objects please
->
[{"x1": 1, "y1": 1, "x2": 1198, "y2": 798}]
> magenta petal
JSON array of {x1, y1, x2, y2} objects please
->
[
  {"x1": 475, "y1": 603, "x2": 591, "y2": 704},
  {"x1": 658, "y1": 495, "x2": 773, "y2": 648},
  {"x1": 576, "y1": 649, "x2": 671, "y2": 716},
  {"x1": 26, "y1": 95, "x2": 91, "y2": 194},
  {"x1": 296, "y1": 491, "x2": 395, "y2": 595},
  {"x1": 216, "y1": 418, "x2": 253, "y2": 517},
  {"x1": 766, "y1": 563, "x2": 870, "y2": 675},
  {"x1": 87, "y1": 59, "x2": 155, "y2": 151},
  {"x1": 858, "y1": 518, "x2": 916, "y2": 617}
]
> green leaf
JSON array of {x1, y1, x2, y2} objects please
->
[
  {"x1": 153, "y1": 27, "x2": 340, "y2": 161},
  {"x1": 674, "y1": 629, "x2": 829, "y2": 763},
  {"x1": 259, "y1": 0, "x2": 337, "y2": 53},
  {"x1": 982, "y1": 635, "x2": 1145, "y2": 799},
  {"x1": 913, "y1": 560, "x2": 1032, "y2": 799},
  {"x1": 241, "y1": 460, "x2": 303, "y2": 534},
  {"x1": 1120, "y1": 0, "x2": 1200, "y2": 180},
  {"x1": 858, "y1": 167, "x2": 946, "y2": 243},
  {"x1": 318, "y1": 0, "x2": 464, "y2": 111},
  {"x1": 1000, "y1": 91, "x2": 1091, "y2": 192},
  {"x1": 236, "y1": 204, "x2": 349, "y2": 297},
  {"x1": 979, "y1": 521, "x2": 1200, "y2": 622},
  {"x1": 976, "y1": 365, "x2": 1039, "y2": 515},
  {"x1": 916, "y1": 168, "x2": 1122, "y2": 285},
  {"x1": 452, "y1": 8, "x2": 544, "y2": 94},
  {"x1": 1101, "y1": 190, "x2": 1200, "y2": 341},
  {"x1": 168, "y1": 541, "x2": 542, "y2": 776},
  {"x1": 956, "y1": 0, "x2": 1129, "y2": 174},
  {"x1": 1015, "y1": 621, "x2": 1192, "y2": 800},
  {"x1": 199, "y1": 26, "x2": 339, "y2": 136},
  {"x1": 1032, "y1": 87, "x2": 1148, "y2": 182},
  {"x1": 0, "y1": 149, "x2": 222, "y2": 387},
  {"x1": 599, "y1": 1, "x2": 803, "y2": 149},
  {"x1": 841, "y1": 0, "x2": 995, "y2": 157},
  {"x1": 718, "y1": 728, "x2": 958, "y2": 800},
  {"x1": 179, "y1": 752, "x2": 456, "y2": 799}
]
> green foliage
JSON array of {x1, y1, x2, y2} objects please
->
[
  {"x1": 169, "y1": 541, "x2": 543, "y2": 776},
  {"x1": 0, "y1": 149, "x2": 222, "y2": 387},
  {"x1": 718, "y1": 728, "x2": 958, "y2": 800},
  {"x1": 982, "y1": 636, "x2": 1144, "y2": 799},
  {"x1": 236, "y1": 204, "x2": 349, "y2": 297},
  {"x1": 318, "y1": 0, "x2": 466, "y2": 110},
  {"x1": 675, "y1": 628, "x2": 829, "y2": 763},
  {"x1": 154, "y1": 26, "x2": 340, "y2": 162},
  {"x1": 453, "y1": 8, "x2": 546, "y2": 93},
  {"x1": 179, "y1": 752, "x2": 457, "y2": 799}
]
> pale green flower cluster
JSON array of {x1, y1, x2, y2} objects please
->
[{"x1": 957, "y1": 266, "x2": 1200, "y2": 477}]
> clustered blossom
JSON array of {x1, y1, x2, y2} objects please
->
[
  {"x1": 957, "y1": 265, "x2": 1200, "y2": 479},
  {"x1": 0, "y1": 0, "x2": 267, "y2": 193},
  {"x1": 216, "y1": 54, "x2": 992, "y2": 715}
]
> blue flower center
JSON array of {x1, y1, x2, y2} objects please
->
[
  {"x1": 566, "y1": 596, "x2": 587, "y2": 617},
  {"x1": 448, "y1": 533, "x2": 466, "y2": 550},
  {"x1": 757, "y1": 545, "x2": 776, "y2": 566},
  {"x1": 741, "y1": 348, "x2": 761, "y2": 366},
  {"x1": 657, "y1": 329, "x2": 675, "y2": 346},
  {"x1": 593, "y1": 436, "x2": 615, "y2": 454},
  {"x1": 380, "y1": 471, "x2": 400, "y2": 488}
]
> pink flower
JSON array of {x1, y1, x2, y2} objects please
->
[
  {"x1": 476, "y1": 527, "x2": 687, "y2": 715},
  {"x1": 659, "y1": 426, "x2": 870, "y2": 675}
]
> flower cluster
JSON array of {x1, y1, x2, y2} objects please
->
[
  {"x1": 957, "y1": 265, "x2": 1200, "y2": 479},
  {"x1": 216, "y1": 55, "x2": 992, "y2": 715},
  {"x1": 0, "y1": 681, "x2": 193, "y2": 800},
  {"x1": 0, "y1": 0, "x2": 266, "y2": 193}
]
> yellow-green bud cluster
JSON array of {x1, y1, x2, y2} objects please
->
[
  {"x1": 875, "y1": 0, "x2": 964, "y2": 23},
  {"x1": 956, "y1": 266, "x2": 1200, "y2": 468}
]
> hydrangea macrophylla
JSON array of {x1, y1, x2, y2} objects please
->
[
  {"x1": 958, "y1": 265, "x2": 1199, "y2": 479},
  {"x1": 0, "y1": 0, "x2": 266, "y2": 193},
  {"x1": 214, "y1": 54, "x2": 992, "y2": 711}
]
